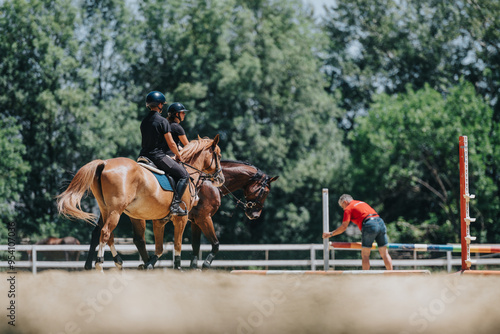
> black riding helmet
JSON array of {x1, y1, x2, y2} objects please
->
[
  {"x1": 167, "y1": 102, "x2": 189, "y2": 120},
  {"x1": 167, "y1": 102, "x2": 189, "y2": 115},
  {"x1": 145, "y1": 91, "x2": 166, "y2": 109}
]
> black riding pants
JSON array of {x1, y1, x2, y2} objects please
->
[{"x1": 152, "y1": 155, "x2": 189, "y2": 181}]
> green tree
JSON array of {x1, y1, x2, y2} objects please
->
[
  {"x1": 321, "y1": 0, "x2": 500, "y2": 244},
  {"x1": 125, "y1": 0, "x2": 349, "y2": 244},
  {"x1": 0, "y1": 117, "x2": 30, "y2": 238},
  {"x1": 349, "y1": 81, "x2": 498, "y2": 244},
  {"x1": 0, "y1": 0, "x2": 140, "y2": 240}
]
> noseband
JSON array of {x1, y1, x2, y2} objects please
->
[{"x1": 245, "y1": 172, "x2": 270, "y2": 210}]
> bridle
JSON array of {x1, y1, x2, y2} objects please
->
[{"x1": 224, "y1": 171, "x2": 270, "y2": 213}]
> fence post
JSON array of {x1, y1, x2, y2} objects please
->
[
  {"x1": 413, "y1": 250, "x2": 417, "y2": 270},
  {"x1": 265, "y1": 250, "x2": 269, "y2": 271},
  {"x1": 31, "y1": 245, "x2": 37, "y2": 275},
  {"x1": 330, "y1": 249, "x2": 335, "y2": 270},
  {"x1": 447, "y1": 251, "x2": 452, "y2": 273},
  {"x1": 322, "y1": 188, "x2": 329, "y2": 271},
  {"x1": 310, "y1": 246, "x2": 316, "y2": 270}
]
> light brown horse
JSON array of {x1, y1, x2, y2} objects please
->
[
  {"x1": 57, "y1": 136, "x2": 223, "y2": 271},
  {"x1": 84, "y1": 160, "x2": 279, "y2": 270}
]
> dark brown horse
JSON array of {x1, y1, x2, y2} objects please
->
[
  {"x1": 28, "y1": 236, "x2": 81, "y2": 261},
  {"x1": 57, "y1": 136, "x2": 223, "y2": 271},
  {"x1": 84, "y1": 160, "x2": 278, "y2": 270},
  {"x1": 188, "y1": 160, "x2": 278, "y2": 269}
]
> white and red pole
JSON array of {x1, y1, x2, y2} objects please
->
[{"x1": 459, "y1": 136, "x2": 476, "y2": 270}]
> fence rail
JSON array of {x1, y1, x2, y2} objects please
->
[{"x1": 2, "y1": 244, "x2": 500, "y2": 274}]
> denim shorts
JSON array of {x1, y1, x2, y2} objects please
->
[{"x1": 361, "y1": 217, "x2": 389, "y2": 248}]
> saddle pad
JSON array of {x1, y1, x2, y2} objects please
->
[{"x1": 152, "y1": 172, "x2": 174, "y2": 192}]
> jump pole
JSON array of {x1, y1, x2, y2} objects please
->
[
  {"x1": 459, "y1": 135, "x2": 476, "y2": 270},
  {"x1": 322, "y1": 188, "x2": 329, "y2": 271},
  {"x1": 330, "y1": 242, "x2": 500, "y2": 253},
  {"x1": 231, "y1": 270, "x2": 430, "y2": 275}
]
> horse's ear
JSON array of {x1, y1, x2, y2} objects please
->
[
  {"x1": 269, "y1": 176, "x2": 279, "y2": 183},
  {"x1": 212, "y1": 134, "x2": 220, "y2": 147}
]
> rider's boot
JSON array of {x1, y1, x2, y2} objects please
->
[{"x1": 170, "y1": 177, "x2": 188, "y2": 216}]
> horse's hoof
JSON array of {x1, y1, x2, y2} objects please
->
[
  {"x1": 138, "y1": 264, "x2": 145, "y2": 270},
  {"x1": 146, "y1": 264, "x2": 154, "y2": 270},
  {"x1": 113, "y1": 255, "x2": 123, "y2": 269},
  {"x1": 189, "y1": 256, "x2": 198, "y2": 270},
  {"x1": 95, "y1": 263, "x2": 104, "y2": 273}
]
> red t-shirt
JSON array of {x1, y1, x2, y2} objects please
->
[{"x1": 343, "y1": 200, "x2": 378, "y2": 230}]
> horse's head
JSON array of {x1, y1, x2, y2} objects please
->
[
  {"x1": 243, "y1": 172, "x2": 279, "y2": 220},
  {"x1": 182, "y1": 134, "x2": 224, "y2": 187}
]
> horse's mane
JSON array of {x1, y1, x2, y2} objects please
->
[
  {"x1": 221, "y1": 160, "x2": 265, "y2": 180},
  {"x1": 180, "y1": 137, "x2": 218, "y2": 163},
  {"x1": 222, "y1": 159, "x2": 257, "y2": 169}
]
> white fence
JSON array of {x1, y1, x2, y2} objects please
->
[{"x1": 2, "y1": 243, "x2": 500, "y2": 274}]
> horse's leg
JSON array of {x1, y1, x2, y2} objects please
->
[
  {"x1": 130, "y1": 218, "x2": 148, "y2": 262},
  {"x1": 190, "y1": 221, "x2": 202, "y2": 269},
  {"x1": 196, "y1": 216, "x2": 220, "y2": 270},
  {"x1": 107, "y1": 232, "x2": 123, "y2": 270},
  {"x1": 172, "y1": 216, "x2": 189, "y2": 270},
  {"x1": 96, "y1": 210, "x2": 121, "y2": 272},
  {"x1": 144, "y1": 220, "x2": 166, "y2": 270},
  {"x1": 128, "y1": 218, "x2": 153, "y2": 269},
  {"x1": 188, "y1": 183, "x2": 221, "y2": 270},
  {"x1": 85, "y1": 215, "x2": 103, "y2": 270}
]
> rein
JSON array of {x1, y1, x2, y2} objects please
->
[{"x1": 180, "y1": 150, "x2": 222, "y2": 199}]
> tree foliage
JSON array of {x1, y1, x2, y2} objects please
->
[
  {"x1": 0, "y1": 116, "x2": 30, "y2": 239},
  {"x1": 350, "y1": 82, "x2": 498, "y2": 244},
  {"x1": 0, "y1": 0, "x2": 498, "y2": 248}
]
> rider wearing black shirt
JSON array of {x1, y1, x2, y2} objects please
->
[
  {"x1": 165, "y1": 102, "x2": 190, "y2": 157},
  {"x1": 139, "y1": 91, "x2": 189, "y2": 216}
]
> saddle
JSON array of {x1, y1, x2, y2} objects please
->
[
  {"x1": 137, "y1": 156, "x2": 175, "y2": 191},
  {"x1": 137, "y1": 156, "x2": 164, "y2": 174},
  {"x1": 137, "y1": 156, "x2": 199, "y2": 206}
]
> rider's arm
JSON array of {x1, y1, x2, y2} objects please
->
[
  {"x1": 178, "y1": 134, "x2": 189, "y2": 147},
  {"x1": 164, "y1": 133, "x2": 182, "y2": 161}
]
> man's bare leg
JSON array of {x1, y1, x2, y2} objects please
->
[{"x1": 378, "y1": 245, "x2": 393, "y2": 270}]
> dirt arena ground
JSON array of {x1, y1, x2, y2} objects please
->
[{"x1": 1, "y1": 269, "x2": 500, "y2": 334}]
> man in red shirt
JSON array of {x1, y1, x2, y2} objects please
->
[{"x1": 322, "y1": 194, "x2": 393, "y2": 270}]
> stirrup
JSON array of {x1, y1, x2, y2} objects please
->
[{"x1": 170, "y1": 201, "x2": 187, "y2": 216}]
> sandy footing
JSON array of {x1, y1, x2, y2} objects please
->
[{"x1": 1, "y1": 270, "x2": 499, "y2": 333}]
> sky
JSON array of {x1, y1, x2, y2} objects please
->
[{"x1": 303, "y1": 0, "x2": 331, "y2": 17}]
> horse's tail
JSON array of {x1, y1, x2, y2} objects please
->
[{"x1": 57, "y1": 159, "x2": 106, "y2": 224}]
